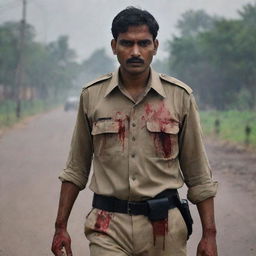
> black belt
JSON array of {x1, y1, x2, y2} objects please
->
[{"x1": 92, "y1": 189, "x2": 179, "y2": 216}]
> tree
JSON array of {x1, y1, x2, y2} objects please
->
[
  {"x1": 0, "y1": 22, "x2": 35, "y2": 99},
  {"x1": 177, "y1": 10, "x2": 218, "y2": 37},
  {"x1": 167, "y1": 5, "x2": 256, "y2": 110},
  {"x1": 0, "y1": 21, "x2": 80, "y2": 106},
  {"x1": 237, "y1": 3, "x2": 256, "y2": 108},
  {"x1": 239, "y1": 2, "x2": 256, "y2": 27},
  {"x1": 47, "y1": 35, "x2": 76, "y2": 66},
  {"x1": 78, "y1": 48, "x2": 115, "y2": 85}
]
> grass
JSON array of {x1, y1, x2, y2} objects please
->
[
  {"x1": 0, "y1": 99, "x2": 59, "y2": 129},
  {"x1": 200, "y1": 111, "x2": 256, "y2": 147}
]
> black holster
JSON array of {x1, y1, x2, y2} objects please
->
[
  {"x1": 146, "y1": 196, "x2": 193, "y2": 240},
  {"x1": 177, "y1": 199, "x2": 193, "y2": 240}
]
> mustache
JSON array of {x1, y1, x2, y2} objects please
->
[{"x1": 126, "y1": 57, "x2": 144, "y2": 64}]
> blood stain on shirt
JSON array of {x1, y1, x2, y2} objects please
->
[
  {"x1": 154, "y1": 131, "x2": 172, "y2": 158},
  {"x1": 142, "y1": 103, "x2": 179, "y2": 158},
  {"x1": 114, "y1": 112, "x2": 128, "y2": 151},
  {"x1": 145, "y1": 103, "x2": 154, "y2": 116},
  {"x1": 94, "y1": 210, "x2": 112, "y2": 233}
]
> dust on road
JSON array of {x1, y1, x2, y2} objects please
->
[{"x1": 0, "y1": 108, "x2": 255, "y2": 256}]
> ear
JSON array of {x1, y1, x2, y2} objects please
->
[
  {"x1": 111, "y1": 39, "x2": 117, "y2": 55},
  {"x1": 153, "y1": 39, "x2": 159, "y2": 55}
]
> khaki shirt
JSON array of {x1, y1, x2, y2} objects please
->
[{"x1": 59, "y1": 68, "x2": 218, "y2": 204}]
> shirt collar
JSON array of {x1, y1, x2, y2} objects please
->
[
  {"x1": 104, "y1": 69, "x2": 119, "y2": 97},
  {"x1": 104, "y1": 67, "x2": 166, "y2": 98},
  {"x1": 149, "y1": 68, "x2": 166, "y2": 98}
]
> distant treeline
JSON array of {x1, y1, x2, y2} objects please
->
[
  {"x1": 0, "y1": 21, "x2": 114, "y2": 110},
  {"x1": 1, "y1": 2, "x2": 256, "y2": 114},
  {"x1": 154, "y1": 2, "x2": 256, "y2": 110}
]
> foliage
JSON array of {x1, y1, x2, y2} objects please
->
[
  {"x1": 0, "y1": 22, "x2": 35, "y2": 97},
  {"x1": 0, "y1": 21, "x2": 115, "y2": 127},
  {"x1": 177, "y1": 10, "x2": 218, "y2": 37},
  {"x1": 165, "y1": 3, "x2": 256, "y2": 110},
  {"x1": 0, "y1": 21, "x2": 79, "y2": 103},
  {"x1": 78, "y1": 48, "x2": 115, "y2": 85}
]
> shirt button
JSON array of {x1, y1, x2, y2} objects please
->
[
  {"x1": 132, "y1": 137, "x2": 136, "y2": 141},
  {"x1": 131, "y1": 154, "x2": 135, "y2": 158},
  {"x1": 132, "y1": 123, "x2": 136, "y2": 127}
]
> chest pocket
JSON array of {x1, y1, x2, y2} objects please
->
[
  {"x1": 146, "y1": 120, "x2": 179, "y2": 159},
  {"x1": 91, "y1": 120, "x2": 124, "y2": 156}
]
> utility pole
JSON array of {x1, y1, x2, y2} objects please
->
[{"x1": 15, "y1": 0, "x2": 27, "y2": 118}]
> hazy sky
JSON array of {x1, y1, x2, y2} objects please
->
[{"x1": 0, "y1": 0, "x2": 254, "y2": 61}]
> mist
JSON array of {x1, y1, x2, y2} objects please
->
[
  {"x1": 1, "y1": 1, "x2": 256, "y2": 256},
  {"x1": 0, "y1": 0, "x2": 254, "y2": 60}
]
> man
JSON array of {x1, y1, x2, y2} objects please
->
[{"x1": 51, "y1": 7, "x2": 218, "y2": 256}]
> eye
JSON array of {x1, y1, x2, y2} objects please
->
[
  {"x1": 138, "y1": 40, "x2": 151, "y2": 47},
  {"x1": 119, "y1": 40, "x2": 133, "y2": 47}
]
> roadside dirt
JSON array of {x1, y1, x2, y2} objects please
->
[
  {"x1": 187, "y1": 137, "x2": 256, "y2": 256},
  {"x1": 0, "y1": 108, "x2": 255, "y2": 256},
  {"x1": 206, "y1": 137, "x2": 256, "y2": 197}
]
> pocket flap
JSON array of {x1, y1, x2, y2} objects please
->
[
  {"x1": 146, "y1": 120, "x2": 179, "y2": 134},
  {"x1": 92, "y1": 120, "x2": 119, "y2": 135}
]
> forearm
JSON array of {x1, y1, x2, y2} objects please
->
[
  {"x1": 55, "y1": 181, "x2": 80, "y2": 229},
  {"x1": 196, "y1": 197, "x2": 217, "y2": 237}
]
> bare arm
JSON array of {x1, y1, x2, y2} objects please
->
[
  {"x1": 196, "y1": 197, "x2": 218, "y2": 256},
  {"x1": 51, "y1": 182, "x2": 80, "y2": 256}
]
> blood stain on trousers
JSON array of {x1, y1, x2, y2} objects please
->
[{"x1": 94, "y1": 210, "x2": 112, "y2": 233}]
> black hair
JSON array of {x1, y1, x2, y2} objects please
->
[{"x1": 111, "y1": 6, "x2": 159, "y2": 40}]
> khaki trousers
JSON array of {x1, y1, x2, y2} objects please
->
[{"x1": 84, "y1": 207, "x2": 187, "y2": 256}]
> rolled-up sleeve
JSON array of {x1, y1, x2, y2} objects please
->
[
  {"x1": 59, "y1": 90, "x2": 93, "y2": 190},
  {"x1": 179, "y1": 94, "x2": 218, "y2": 204}
]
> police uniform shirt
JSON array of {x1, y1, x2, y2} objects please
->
[{"x1": 59, "y1": 68, "x2": 218, "y2": 204}]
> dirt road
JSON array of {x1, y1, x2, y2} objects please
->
[{"x1": 0, "y1": 108, "x2": 255, "y2": 256}]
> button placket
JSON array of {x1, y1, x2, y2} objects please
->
[
  {"x1": 128, "y1": 106, "x2": 140, "y2": 200},
  {"x1": 129, "y1": 109, "x2": 137, "y2": 197}
]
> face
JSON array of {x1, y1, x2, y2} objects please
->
[{"x1": 111, "y1": 25, "x2": 159, "y2": 76}]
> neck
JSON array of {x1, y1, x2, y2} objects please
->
[{"x1": 119, "y1": 67, "x2": 150, "y2": 89}]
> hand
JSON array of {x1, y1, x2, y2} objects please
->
[
  {"x1": 51, "y1": 228, "x2": 73, "y2": 256},
  {"x1": 197, "y1": 235, "x2": 218, "y2": 256}
]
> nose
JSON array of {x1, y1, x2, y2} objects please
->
[{"x1": 131, "y1": 44, "x2": 141, "y2": 57}]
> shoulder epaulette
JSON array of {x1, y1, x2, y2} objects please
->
[
  {"x1": 159, "y1": 73, "x2": 193, "y2": 94},
  {"x1": 82, "y1": 73, "x2": 113, "y2": 90}
]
